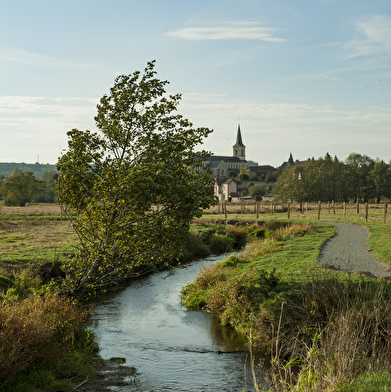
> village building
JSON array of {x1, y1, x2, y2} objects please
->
[
  {"x1": 202, "y1": 125, "x2": 248, "y2": 177},
  {"x1": 206, "y1": 125, "x2": 295, "y2": 201}
]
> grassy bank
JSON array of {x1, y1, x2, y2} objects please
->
[
  {"x1": 0, "y1": 203, "x2": 249, "y2": 390},
  {"x1": 182, "y1": 211, "x2": 391, "y2": 391},
  {"x1": 2, "y1": 202, "x2": 391, "y2": 391}
]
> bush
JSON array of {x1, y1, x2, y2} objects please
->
[
  {"x1": 181, "y1": 233, "x2": 211, "y2": 261},
  {"x1": 226, "y1": 225, "x2": 248, "y2": 249},
  {"x1": 209, "y1": 234, "x2": 234, "y2": 254},
  {"x1": 0, "y1": 293, "x2": 92, "y2": 385}
]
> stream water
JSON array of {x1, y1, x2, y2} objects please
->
[{"x1": 90, "y1": 253, "x2": 268, "y2": 391}]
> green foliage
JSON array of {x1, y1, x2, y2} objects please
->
[
  {"x1": 0, "y1": 293, "x2": 93, "y2": 387},
  {"x1": 37, "y1": 170, "x2": 58, "y2": 203},
  {"x1": 340, "y1": 371, "x2": 391, "y2": 391},
  {"x1": 237, "y1": 168, "x2": 251, "y2": 181},
  {"x1": 180, "y1": 233, "x2": 211, "y2": 261},
  {"x1": 209, "y1": 233, "x2": 234, "y2": 254},
  {"x1": 1, "y1": 170, "x2": 42, "y2": 206},
  {"x1": 56, "y1": 61, "x2": 216, "y2": 296},
  {"x1": 273, "y1": 153, "x2": 391, "y2": 203},
  {"x1": 0, "y1": 163, "x2": 57, "y2": 179},
  {"x1": 226, "y1": 225, "x2": 248, "y2": 249},
  {"x1": 248, "y1": 184, "x2": 266, "y2": 200},
  {"x1": 181, "y1": 290, "x2": 207, "y2": 310}
]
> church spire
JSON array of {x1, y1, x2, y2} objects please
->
[
  {"x1": 235, "y1": 124, "x2": 245, "y2": 147},
  {"x1": 233, "y1": 124, "x2": 246, "y2": 161}
]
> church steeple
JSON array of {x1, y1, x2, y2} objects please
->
[{"x1": 233, "y1": 124, "x2": 246, "y2": 161}]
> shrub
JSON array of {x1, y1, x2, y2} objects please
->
[
  {"x1": 209, "y1": 234, "x2": 234, "y2": 254},
  {"x1": 0, "y1": 293, "x2": 91, "y2": 385},
  {"x1": 180, "y1": 233, "x2": 211, "y2": 261},
  {"x1": 226, "y1": 225, "x2": 248, "y2": 249}
]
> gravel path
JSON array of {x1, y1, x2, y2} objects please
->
[{"x1": 318, "y1": 222, "x2": 391, "y2": 278}]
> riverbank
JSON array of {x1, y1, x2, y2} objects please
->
[
  {"x1": 0, "y1": 207, "x2": 250, "y2": 391},
  {"x1": 181, "y1": 219, "x2": 391, "y2": 391},
  {"x1": 2, "y1": 204, "x2": 391, "y2": 391}
]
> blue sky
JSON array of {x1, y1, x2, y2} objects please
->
[{"x1": 1, "y1": 0, "x2": 390, "y2": 167}]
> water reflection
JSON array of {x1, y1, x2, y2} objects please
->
[{"x1": 90, "y1": 254, "x2": 267, "y2": 391}]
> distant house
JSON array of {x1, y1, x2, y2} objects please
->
[
  {"x1": 248, "y1": 165, "x2": 277, "y2": 180},
  {"x1": 213, "y1": 176, "x2": 238, "y2": 202}
]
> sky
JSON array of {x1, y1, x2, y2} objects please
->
[{"x1": 1, "y1": 0, "x2": 390, "y2": 168}]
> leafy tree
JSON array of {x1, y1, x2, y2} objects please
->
[
  {"x1": 56, "y1": 61, "x2": 215, "y2": 296},
  {"x1": 248, "y1": 184, "x2": 266, "y2": 200},
  {"x1": 228, "y1": 170, "x2": 238, "y2": 178},
  {"x1": 371, "y1": 159, "x2": 391, "y2": 202},
  {"x1": 38, "y1": 170, "x2": 58, "y2": 202},
  {"x1": 265, "y1": 170, "x2": 280, "y2": 183},
  {"x1": 0, "y1": 169, "x2": 42, "y2": 206},
  {"x1": 237, "y1": 168, "x2": 250, "y2": 181},
  {"x1": 345, "y1": 153, "x2": 374, "y2": 202}
]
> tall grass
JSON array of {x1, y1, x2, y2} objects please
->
[
  {"x1": 0, "y1": 293, "x2": 95, "y2": 388},
  {"x1": 267, "y1": 274, "x2": 391, "y2": 391}
]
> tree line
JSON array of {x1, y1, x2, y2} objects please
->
[
  {"x1": 273, "y1": 153, "x2": 391, "y2": 203},
  {"x1": 0, "y1": 169, "x2": 58, "y2": 206},
  {"x1": 0, "y1": 162, "x2": 57, "y2": 178}
]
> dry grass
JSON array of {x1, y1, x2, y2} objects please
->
[
  {"x1": 0, "y1": 203, "x2": 62, "y2": 216},
  {"x1": 0, "y1": 204, "x2": 76, "y2": 271},
  {"x1": 267, "y1": 276, "x2": 391, "y2": 391},
  {"x1": 204, "y1": 201, "x2": 389, "y2": 223},
  {"x1": 0, "y1": 293, "x2": 91, "y2": 385}
]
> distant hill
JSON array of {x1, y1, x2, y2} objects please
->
[{"x1": 0, "y1": 162, "x2": 58, "y2": 178}]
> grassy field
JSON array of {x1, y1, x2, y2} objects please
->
[
  {"x1": 0, "y1": 204, "x2": 76, "y2": 271},
  {"x1": 1, "y1": 202, "x2": 391, "y2": 391},
  {"x1": 202, "y1": 200, "x2": 391, "y2": 265},
  {"x1": 1, "y1": 201, "x2": 390, "y2": 271}
]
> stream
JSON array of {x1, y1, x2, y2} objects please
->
[{"x1": 90, "y1": 253, "x2": 268, "y2": 391}]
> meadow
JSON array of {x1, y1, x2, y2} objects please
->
[{"x1": 1, "y1": 202, "x2": 391, "y2": 391}]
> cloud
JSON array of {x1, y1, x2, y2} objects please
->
[
  {"x1": 166, "y1": 25, "x2": 286, "y2": 42},
  {"x1": 0, "y1": 96, "x2": 98, "y2": 162},
  {"x1": 344, "y1": 15, "x2": 391, "y2": 58},
  {"x1": 357, "y1": 15, "x2": 391, "y2": 45}
]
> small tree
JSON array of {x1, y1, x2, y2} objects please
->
[
  {"x1": 38, "y1": 170, "x2": 58, "y2": 203},
  {"x1": 248, "y1": 184, "x2": 266, "y2": 200},
  {"x1": 0, "y1": 169, "x2": 42, "y2": 206},
  {"x1": 57, "y1": 61, "x2": 216, "y2": 296}
]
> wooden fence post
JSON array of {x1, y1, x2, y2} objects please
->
[
  {"x1": 332, "y1": 200, "x2": 335, "y2": 215},
  {"x1": 287, "y1": 202, "x2": 291, "y2": 219},
  {"x1": 356, "y1": 202, "x2": 359, "y2": 214},
  {"x1": 365, "y1": 202, "x2": 368, "y2": 222},
  {"x1": 384, "y1": 202, "x2": 388, "y2": 223},
  {"x1": 343, "y1": 202, "x2": 346, "y2": 220},
  {"x1": 318, "y1": 201, "x2": 321, "y2": 220},
  {"x1": 224, "y1": 201, "x2": 227, "y2": 218},
  {"x1": 328, "y1": 201, "x2": 330, "y2": 214},
  {"x1": 256, "y1": 202, "x2": 259, "y2": 219}
]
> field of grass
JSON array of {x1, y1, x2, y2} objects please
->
[
  {"x1": 202, "y1": 200, "x2": 391, "y2": 265},
  {"x1": 1, "y1": 202, "x2": 391, "y2": 391},
  {"x1": 0, "y1": 205, "x2": 76, "y2": 271}
]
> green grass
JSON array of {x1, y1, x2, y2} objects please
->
[
  {"x1": 0, "y1": 217, "x2": 76, "y2": 271},
  {"x1": 340, "y1": 371, "x2": 391, "y2": 391}
]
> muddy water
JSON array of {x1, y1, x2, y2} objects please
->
[{"x1": 90, "y1": 253, "x2": 268, "y2": 391}]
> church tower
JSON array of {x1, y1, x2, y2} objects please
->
[{"x1": 233, "y1": 124, "x2": 246, "y2": 161}]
